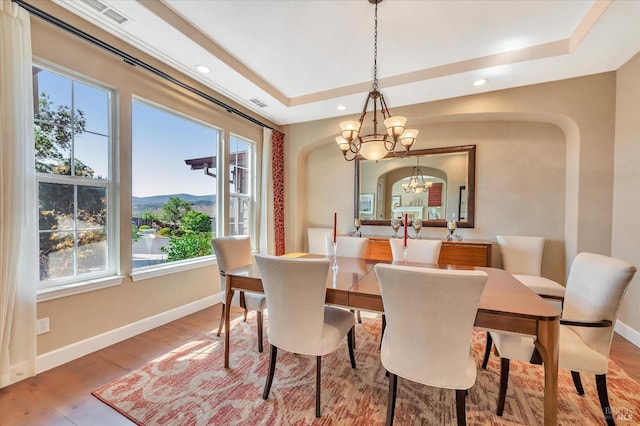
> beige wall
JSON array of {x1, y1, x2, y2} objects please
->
[
  {"x1": 286, "y1": 73, "x2": 618, "y2": 286},
  {"x1": 612, "y1": 52, "x2": 640, "y2": 332},
  {"x1": 32, "y1": 3, "x2": 279, "y2": 354}
]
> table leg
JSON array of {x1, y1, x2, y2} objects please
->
[
  {"x1": 224, "y1": 275, "x2": 234, "y2": 369},
  {"x1": 534, "y1": 318, "x2": 559, "y2": 426}
]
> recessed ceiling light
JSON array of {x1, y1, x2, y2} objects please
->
[
  {"x1": 337, "y1": 105, "x2": 346, "y2": 111},
  {"x1": 195, "y1": 64, "x2": 210, "y2": 74},
  {"x1": 473, "y1": 78, "x2": 488, "y2": 87}
]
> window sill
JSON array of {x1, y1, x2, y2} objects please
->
[
  {"x1": 37, "y1": 275, "x2": 125, "y2": 302},
  {"x1": 131, "y1": 256, "x2": 217, "y2": 282}
]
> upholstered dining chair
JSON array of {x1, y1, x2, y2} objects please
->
[
  {"x1": 375, "y1": 264, "x2": 488, "y2": 426},
  {"x1": 325, "y1": 235, "x2": 369, "y2": 258},
  {"x1": 211, "y1": 236, "x2": 267, "y2": 352},
  {"x1": 482, "y1": 235, "x2": 566, "y2": 369},
  {"x1": 389, "y1": 238, "x2": 442, "y2": 263},
  {"x1": 255, "y1": 254, "x2": 356, "y2": 418},
  {"x1": 307, "y1": 227, "x2": 333, "y2": 255},
  {"x1": 488, "y1": 252, "x2": 636, "y2": 425}
]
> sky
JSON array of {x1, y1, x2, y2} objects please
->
[{"x1": 36, "y1": 68, "x2": 219, "y2": 197}]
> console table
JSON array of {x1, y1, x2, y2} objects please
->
[{"x1": 365, "y1": 237, "x2": 492, "y2": 267}]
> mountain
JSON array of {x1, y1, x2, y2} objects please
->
[{"x1": 132, "y1": 193, "x2": 216, "y2": 216}]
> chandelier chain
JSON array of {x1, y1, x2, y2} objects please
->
[{"x1": 372, "y1": 1, "x2": 378, "y2": 90}]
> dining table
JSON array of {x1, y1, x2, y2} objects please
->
[{"x1": 223, "y1": 254, "x2": 561, "y2": 426}]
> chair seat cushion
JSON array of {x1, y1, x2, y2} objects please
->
[
  {"x1": 243, "y1": 292, "x2": 267, "y2": 312},
  {"x1": 490, "y1": 331, "x2": 536, "y2": 362},
  {"x1": 319, "y1": 306, "x2": 355, "y2": 356},
  {"x1": 513, "y1": 274, "x2": 565, "y2": 298},
  {"x1": 559, "y1": 326, "x2": 609, "y2": 374}
]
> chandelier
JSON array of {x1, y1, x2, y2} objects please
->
[
  {"x1": 402, "y1": 158, "x2": 432, "y2": 194},
  {"x1": 335, "y1": 0, "x2": 418, "y2": 162}
]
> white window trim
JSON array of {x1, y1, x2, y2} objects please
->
[
  {"x1": 131, "y1": 255, "x2": 217, "y2": 282},
  {"x1": 37, "y1": 275, "x2": 125, "y2": 302}
]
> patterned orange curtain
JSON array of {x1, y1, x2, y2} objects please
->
[{"x1": 271, "y1": 130, "x2": 285, "y2": 255}]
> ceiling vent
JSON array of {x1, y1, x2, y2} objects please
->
[
  {"x1": 74, "y1": 0, "x2": 129, "y2": 25},
  {"x1": 249, "y1": 98, "x2": 268, "y2": 108}
]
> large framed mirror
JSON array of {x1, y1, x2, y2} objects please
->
[{"x1": 354, "y1": 145, "x2": 476, "y2": 227}]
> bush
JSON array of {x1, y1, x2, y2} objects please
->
[
  {"x1": 171, "y1": 228, "x2": 185, "y2": 237},
  {"x1": 181, "y1": 210, "x2": 212, "y2": 233},
  {"x1": 132, "y1": 223, "x2": 140, "y2": 243},
  {"x1": 139, "y1": 224, "x2": 150, "y2": 230},
  {"x1": 161, "y1": 232, "x2": 212, "y2": 262},
  {"x1": 158, "y1": 227, "x2": 172, "y2": 236}
]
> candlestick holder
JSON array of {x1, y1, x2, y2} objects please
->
[
  {"x1": 446, "y1": 220, "x2": 463, "y2": 241},
  {"x1": 331, "y1": 241, "x2": 338, "y2": 270}
]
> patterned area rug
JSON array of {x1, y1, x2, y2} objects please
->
[{"x1": 93, "y1": 314, "x2": 640, "y2": 425}]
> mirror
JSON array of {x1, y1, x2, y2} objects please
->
[{"x1": 354, "y1": 145, "x2": 475, "y2": 228}]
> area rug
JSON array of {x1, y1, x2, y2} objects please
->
[{"x1": 93, "y1": 314, "x2": 640, "y2": 425}]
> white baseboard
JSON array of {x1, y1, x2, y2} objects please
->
[
  {"x1": 615, "y1": 320, "x2": 640, "y2": 348},
  {"x1": 36, "y1": 293, "x2": 222, "y2": 374}
]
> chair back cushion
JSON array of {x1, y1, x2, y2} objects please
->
[
  {"x1": 325, "y1": 236, "x2": 369, "y2": 258},
  {"x1": 497, "y1": 235, "x2": 544, "y2": 276},
  {"x1": 307, "y1": 227, "x2": 333, "y2": 255},
  {"x1": 375, "y1": 264, "x2": 487, "y2": 390},
  {"x1": 211, "y1": 236, "x2": 252, "y2": 297},
  {"x1": 563, "y1": 252, "x2": 636, "y2": 357},
  {"x1": 389, "y1": 238, "x2": 442, "y2": 263},
  {"x1": 255, "y1": 255, "x2": 330, "y2": 354}
]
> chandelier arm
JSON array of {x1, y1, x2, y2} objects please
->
[
  {"x1": 342, "y1": 149, "x2": 358, "y2": 162},
  {"x1": 378, "y1": 92, "x2": 393, "y2": 120}
]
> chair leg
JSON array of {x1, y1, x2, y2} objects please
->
[
  {"x1": 571, "y1": 371, "x2": 585, "y2": 395},
  {"x1": 347, "y1": 326, "x2": 356, "y2": 368},
  {"x1": 456, "y1": 389, "x2": 467, "y2": 426},
  {"x1": 481, "y1": 332, "x2": 493, "y2": 369},
  {"x1": 256, "y1": 311, "x2": 264, "y2": 353},
  {"x1": 596, "y1": 374, "x2": 616, "y2": 426},
  {"x1": 316, "y1": 356, "x2": 322, "y2": 418},
  {"x1": 357, "y1": 310, "x2": 362, "y2": 323},
  {"x1": 262, "y1": 345, "x2": 277, "y2": 400},
  {"x1": 385, "y1": 373, "x2": 398, "y2": 426},
  {"x1": 496, "y1": 358, "x2": 510, "y2": 416},
  {"x1": 380, "y1": 314, "x2": 386, "y2": 350},
  {"x1": 216, "y1": 303, "x2": 226, "y2": 337}
]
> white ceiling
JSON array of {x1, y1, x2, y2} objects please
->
[{"x1": 53, "y1": 0, "x2": 640, "y2": 126}]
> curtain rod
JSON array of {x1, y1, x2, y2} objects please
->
[{"x1": 13, "y1": 0, "x2": 273, "y2": 130}]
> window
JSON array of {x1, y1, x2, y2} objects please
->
[
  {"x1": 229, "y1": 136, "x2": 255, "y2": 237},
  {"x1": 131, "y1": 100, "x2": 219, "y2": 270},
  {"x1": 33, "y1": 65, "x2": 115, "y2": 288}
]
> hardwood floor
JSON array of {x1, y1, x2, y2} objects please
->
[{"x1": 1, "y1": 305, "x2": 639, "y2": 425}]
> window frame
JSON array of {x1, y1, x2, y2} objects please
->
[{"x1": 228, "y1": 134, "x2": 257, "y2": 244}]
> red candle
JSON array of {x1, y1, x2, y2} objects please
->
[
  {"x1": 333, "y1": 212, "x2": 337, "y2": 243},
  {"x1": 403, "y1": 213, "x2": 408, "y2": 247}
]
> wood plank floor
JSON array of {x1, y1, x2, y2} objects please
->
[{"x1": 1, "y1": 304, "x2": 639, "y2": 425}]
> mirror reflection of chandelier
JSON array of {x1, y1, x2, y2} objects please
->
[
  {"x1": 335, "y1": 0, "x2": 418, "y2": 162},
  {"x1": 402, "y1": 158, "x2": 432, "y2": 193}
]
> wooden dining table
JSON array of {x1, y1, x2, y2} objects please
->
[{"x1": 224, "y1": 255, "x2": 561, "y2": 426}]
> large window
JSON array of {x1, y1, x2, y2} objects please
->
[
  {"x1": 131, "y1": 100, "x2": 220, "y2": 270},
  {"x1": 33, "y1": 65, "x2": 114, "y2": 288}
]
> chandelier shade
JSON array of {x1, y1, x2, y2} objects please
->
[{"x1": 335, "y1": 0, "x2": 418, "y2": 162}]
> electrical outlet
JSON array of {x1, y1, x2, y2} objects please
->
[{"x1": 37, "y1": 317, "x2": 50, "y2": 335}]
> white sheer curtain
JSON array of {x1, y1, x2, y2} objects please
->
[
  {"x1": 0, "y1": 0, "x2": 37, "y2": 388},
  {"x1": 259, "y1": 128, "x2": 275, "y2": 255}
]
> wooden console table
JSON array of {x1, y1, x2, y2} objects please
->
[{"x1": 365, "y1": 237, "x2": 492, "y2": 267}]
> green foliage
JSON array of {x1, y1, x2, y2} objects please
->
[
  {"x1": 158, "y1": 227, "x2": 172, "y2": 236},
  {"x1": 180, "y1": 210, "x2": 212, "y2": 233},
  {"x1": 132, "y1": 223, "x2": 140, "y2": 243},
  {"x1": 161, "y1": 197, "x2": 192, "y2": 224},
  {"x1": 171, "y1": 228, "x2": 185, "y2": 237},
  {"x1": 139, "y1": 224, "x2": 151, "y2": 230},
  {"x1": 161, "y1": 232, "x2": 212, "y2": 262},
  {"x1": 34, "y1": 93, "x2": 87, "y2": 174},
  {"x1": 141, "y1": 211, "x2": 160, "y2": 221}
]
